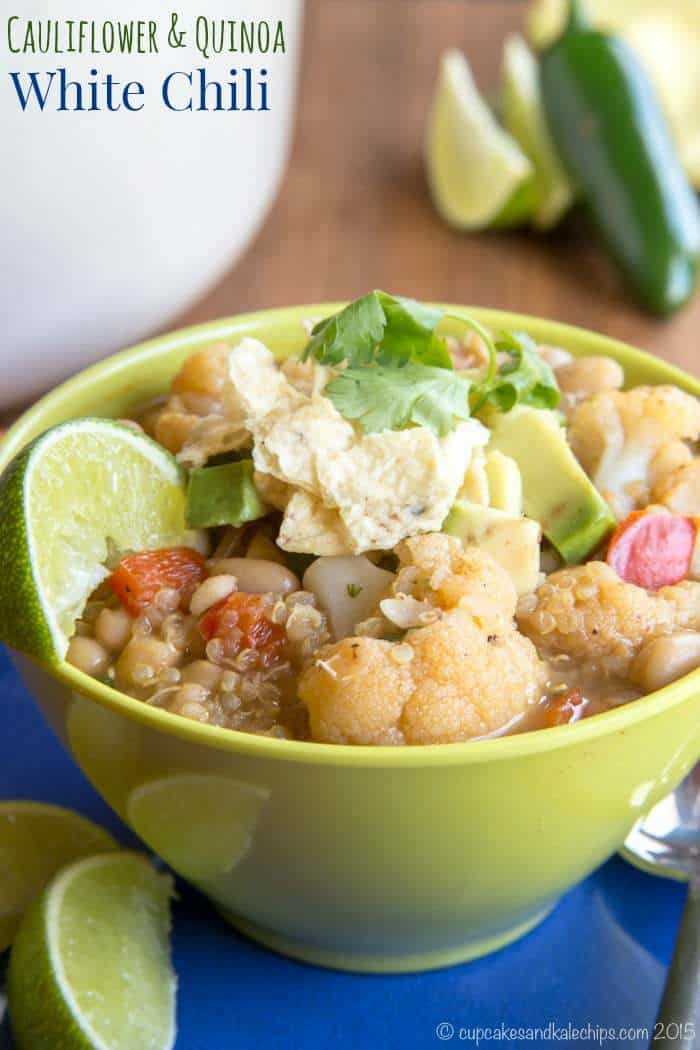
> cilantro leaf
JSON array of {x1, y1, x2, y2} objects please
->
[
  {"x1": 325, "y1": 362, "x2": 472, "y2": 436},
  {"x1": 302, "y1": 293, "x2": 386, "y2": 366},
  {"x1": 472, "y1": 330, "x2": 560, "y2": 412},
  {"x1": 303, "y1": 291, "x2": 451, "y2": 369},
  {"x1": 375, "y1": 293, "x2": 452, "y2": 368}
]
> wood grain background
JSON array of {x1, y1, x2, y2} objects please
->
[
  {"x1": 174, "y1": 0, "x2": 700, "y2": 372},
  {"x1": 4, "y1": 0, "x2": 698, "y2": 426}
]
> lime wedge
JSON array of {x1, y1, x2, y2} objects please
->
[
  {"x1": 8, "y1": 852, "x2": 176, "y2": 1050},
  {"x1": 501, "y1": 34, "x2": 575, "y2": 229},
  {"x1": 0, "y1": 802, "x2": 116, "y2": 952},
  {"x1": 127, "y1": 774, "x2": 269, "y2": 882},
  {"x1": 425, "y1": 49, "x2": 535, "y2": 230},
  {"x1": 528, "y1": 0, "x2": 700, "y2": 188},
  {"x1": 0, "y1": 418, "x2": 202, "y2": 662}
]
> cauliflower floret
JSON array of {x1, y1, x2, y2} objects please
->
[
  {"x1": 569, "y1": 386, "x2": 700, "y2": 519},
  {"x1": 401, "y1": 611, "x2": 546, "y2": 743},
  {"x1": 298, "y1": 538, "x2": 546, "y2": 745},
  {"x1": 660, "y1": 579, "x2": 700, "y2": 628},
  {"x1": 300, "y1": 637, "x2": 414, "y2": 745},
  {"x1": 147, "y1": 343, "x2": 250, "y2": 463},
  {"x1": 652, "y1": 458, "x2": 700, "y2": 515},
  {"x1": 300, "y1": 610, "x2": 545, "y2": 745},
  {"x1": 554, "y1": 355, "x2": 624, "y2": 414},
  {"x1": 394, "y1": 533, "x2": 517, "y2": 626},
  {"x1": 517, "y1": 561, "x2": 700, "y2": 677}
]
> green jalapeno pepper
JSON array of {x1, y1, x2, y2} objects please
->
[{"x1": 539, "y1": 1, "x2": 700, "y2": 316}]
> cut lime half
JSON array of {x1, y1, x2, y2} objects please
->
[
  {"x1": 0, "y1": 418, "x2": 203, "y2": 662},
  {"x1": 425, "y1": 49, "x2": 535, "y2": 230},
  {"x1": 0, "y1": 802, "x2": 116, "y2": 952},
  {"x1": 501, "y1": 34, "x2": 575, "y2": 229},
  {"x1": 8, "y1": 852, "x2": 176, "y2": 1050}
]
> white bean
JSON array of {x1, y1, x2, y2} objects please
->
[
  {"x1": 66, "y1": 636, "x2": 110, "y2": 676},
  {"x1": 629, "y1": 632, "x2": 700, "y2": 693},
  {"x1": 190, "y1": 575, "x2": 237, "y2": 616},
  {"x1": 208, "y1": 558, "x2": 299, "y2": 594},
  {"x1": 180, "y1": 660, "x2": 223, "y2": 690},
  {"x1": 94, "y1": 607, "x2": 132, "y2": 652},
  {"x1": 116, "y1": 636, "x2": 179, "y2": 687}
]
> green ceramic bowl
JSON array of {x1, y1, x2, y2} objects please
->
[{"x1": 3, "y1": 306, "x2": 700, "y2": 973}]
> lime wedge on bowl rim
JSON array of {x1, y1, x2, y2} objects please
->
[
  {"x1": 8, "y1": 852, "x2": 176, "y2": 1050},
  {"x1": 425, "y1": 48, "x2": 536, "y2": 230},
  {"x1": 0, "y1": 418, "x2": 202, "y2": 663},
  {"x1": 501, "y1": 34, "x2": 575, "y2": 230},
  {"x1": 0, "y1": 802, "x2": 116, "y2": 953}
]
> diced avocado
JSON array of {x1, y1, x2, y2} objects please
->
[
  {"x1": 486, "y1": 406, "x2": 615, "y2": 563},
  {"x1": 458, "y1": 450, "x2": 490, "y2": 506},
  {"x1": 186, "y1": 460, "x2": 267, "y2": 529},
  {"x1": 484, "y1": 450, "x2": 522, "y2": 515},
  {"x1": 443, "y1": 501, "x2": 541, "y2": 596}
]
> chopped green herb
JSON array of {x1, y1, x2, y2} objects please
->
[
  {"x1": 346, "y1": 583, "x2": 363, "y2": 598},
  {"x1": 303, "y1": 292, "x2": 386, "y2": 367},
  {"x1": 303, "y1": 291, "x2": 451, "y2": 369},
  {"x1": 472, "y1": 330, "x2": 560, "y2": 413},
  {"x1": 303, "y1": 293, "x2": 559, "y2": 436},
  {"x1": 326, "y1": 362, "x2": 472, "y2": 437},
  {"x1": 186, "y1": 460, "x2": 267, "y2": 529},
  {"x1": 375, "y1": 293, "x2": 451, "y2": 367}
]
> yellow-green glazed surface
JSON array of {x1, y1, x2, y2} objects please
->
[{"x1": 3, "y1": 307, "x2": 700, "y2": 973}]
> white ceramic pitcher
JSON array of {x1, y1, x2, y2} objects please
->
[{"x1": 0, "y1": 1, "x2": 304, "y2": 407}]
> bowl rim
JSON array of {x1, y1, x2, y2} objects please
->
[{"x1": 4, "y1": 302, "x2": 700, "y2": 768}]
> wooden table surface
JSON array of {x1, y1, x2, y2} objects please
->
[
  {"x1": 3, "y1": 0, "x2": 698, "y2": 430},
  {"x1": 175, "y1": 0, "x2": 700, "y2": 376}
]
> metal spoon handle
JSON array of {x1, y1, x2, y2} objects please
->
[{"x1": 653, "y1": 882, "x2": 700, "y2": 1048}]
